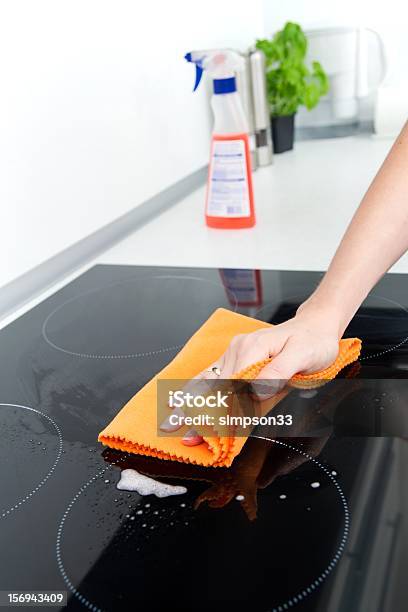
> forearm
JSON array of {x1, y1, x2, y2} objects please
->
[{"x1": 301, "y1": 122, "x2": 408, "y2": 336}]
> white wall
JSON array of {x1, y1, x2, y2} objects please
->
[
  {"x1": 0, "y1": 0, "x2": 264, "y2": 288},
  {"x1": 262, "y1": 0, "x2": 408, "y2": 87}
]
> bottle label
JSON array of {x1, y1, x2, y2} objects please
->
[{"x1": 207, "y1": 138, "x2": 250, "y2": 218}]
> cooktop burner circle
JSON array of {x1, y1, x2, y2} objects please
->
[
  {"x1": 0, "y1": 403, "x2": 63, "y2": 519},
  {"x1": 56, "y1": 464, "x2": 195, "y2": 612},
  {"x1": 255, "y1": 292, "x2": 408, "y2": 362},
  {"x1": 357, "y1": 294, "x2": 408, "y2": 361},
  {"x1": 56, "y1": 441, "x2": 349, "y2": 612},
  {"x1": 42, "y1": 275, "x2": 237, "y2": 359},
  {"x1": 251, "y1": 437, "x2": 349, "y2": 611}
]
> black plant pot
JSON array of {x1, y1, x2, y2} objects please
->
[{"x1": 271, "y1": 114, "x2": 295, "y2": 154}]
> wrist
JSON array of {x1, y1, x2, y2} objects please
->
[{"x1": 295, "y1": 296, "x2": 346, "y2": 339}]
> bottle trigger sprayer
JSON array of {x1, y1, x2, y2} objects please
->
[{"x1": 185, "y1": 49, "x2": 256, "y2": 229}]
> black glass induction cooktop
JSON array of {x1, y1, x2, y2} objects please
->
[{"x1": 1, "y1": 264, "x2": 407, "y2": 612}]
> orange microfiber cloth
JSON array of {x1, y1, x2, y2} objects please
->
[{"x1": 98, "y1": 308, "x2": 361, "y2": 467}]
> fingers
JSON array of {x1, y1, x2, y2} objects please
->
[
  {"x1": 201, "y1": 335, "x2": 254, "y2": 379},
  {"x1": 161, "y1": 329, "x2": 295, "y2": 440},
  {"x1": 221, "y1": 329, "x2": 286, "y2": 378},
  {"x1": 211, "y1": 343, "x2": 237, "y2": 379},
  {"x1": 198, "y1": 355, "x2": 226, "y2": 380},
  {"x1": 160, "y1": 413, "x2": 204, "y2": 446},
  {"x1": 182, "y1": 428, "x2": 203, "y2": 446},
  {"x1": 183, "y1": 327, "x2": 288, "y2": 383},
  {"x1": 159, "y1": 359, "x2": 225, "y2": 434},
  {"x1": 256, "y1": 337, "x2": 310, "y2": 381},
  {"x1": 159, "y1": 405, "x2": 185, "y2": 433}
]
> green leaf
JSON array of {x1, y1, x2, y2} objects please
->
[{"x1": 255, "y1": 21, "x2": 329, "y2": 116}]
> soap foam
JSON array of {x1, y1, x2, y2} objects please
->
[{"x1": 116, "y1": 469, "x2": 187, "y2": 498}]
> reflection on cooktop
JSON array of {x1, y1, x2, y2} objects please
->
[
  {"x1": 0, "y1": 264, "x2": 407, "y2": 612},
  {"x1": 57, "y1": 438, "x2": 348, "y2": 612}
]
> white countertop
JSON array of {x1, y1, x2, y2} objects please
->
[
  {"x1": 98, "y1": 134, "x2": 407, "y2": 272},
  {"x1": 3, "y1": 134, "x2": 408, "y2": 330}
]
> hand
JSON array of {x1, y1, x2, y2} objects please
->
[
  {"x1": 160, "y1": 306, "x2": 341, "y2": 446},
  {"x1": 211, "y1": 307, "x2": 341, "y2": 381}
]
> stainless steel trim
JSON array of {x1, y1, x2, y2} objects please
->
[
  {"x1": 249, "y1": 49, "x2": 274, "y2": 165},
  {"x1": 236, "y1": 53, "x2": 258, "y2": 170},
  {"x1": 0, "y1": 166, "x2": 207, "y2": 322}
]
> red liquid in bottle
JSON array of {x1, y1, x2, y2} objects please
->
[{"x1": 205, "y1": 133, "x2": 256, "y2": 229}]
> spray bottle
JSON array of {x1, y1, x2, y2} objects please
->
[{"x1": 185, "y1": 49, "x2": 256, "y2": 229}]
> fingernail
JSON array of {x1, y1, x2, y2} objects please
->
[
  {"x1": 182, "y1": 428, "x2": 203, "y2": 446},
  {"x1": 160, "y1": 406, "x2": 185, "y2": 432},
  {"x1": 251, "y1": 379, "x2": 286, "y2": 399}
]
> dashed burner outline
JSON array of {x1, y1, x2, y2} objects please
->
[
  {"x1": 0, "y1": 403, "x2": 63, "y2": 519},
  {"x1": 56, "y1": 441, "x2": 349, "y2": 612},
  {"x1": 42, "y1": 275, "x2": 237, "y2": 360},
  {"x1": 251, "y1": 437, "x2": 349, "y2": 612},
  {"x1": 56, "y1": 467, "x2": 108, "y2": 612},
  {"x1": 358, "y1": 295, "x2": 408, "y2": 361},
  {"x1": 255, "y1": 292, "x2": 408, "y2": 363}
]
